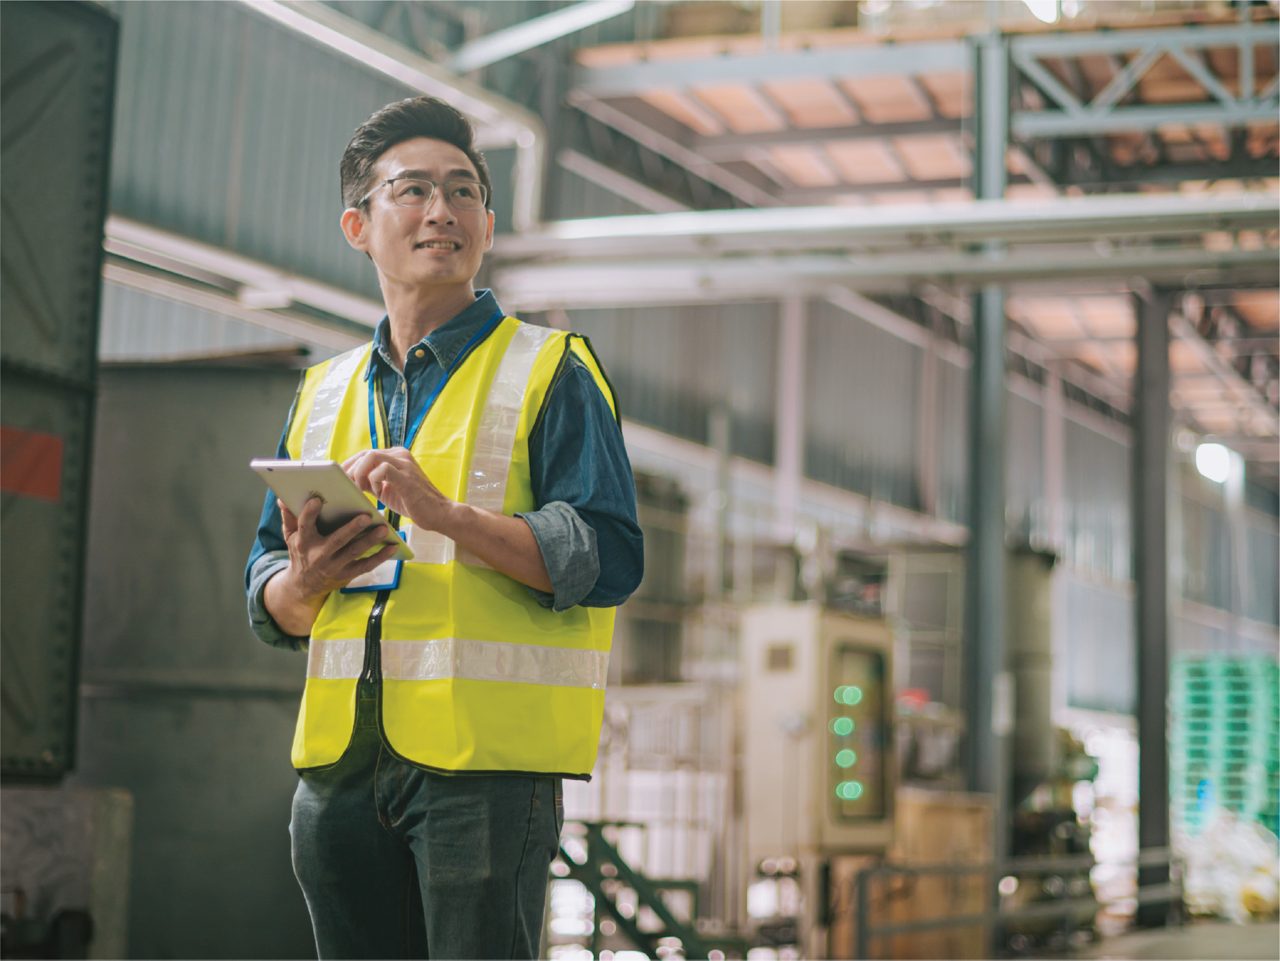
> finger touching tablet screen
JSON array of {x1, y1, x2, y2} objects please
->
[{"x1": 250, "y1": 458, "x2": 414, "y2": 562}]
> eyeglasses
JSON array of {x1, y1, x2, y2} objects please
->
[{"x1": 357, "y1": 177, "x2": 489, "y2": 211}]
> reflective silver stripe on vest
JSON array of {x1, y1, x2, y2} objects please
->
[
  {"x1": 306, "y1": 637, "x2": 364, "y2": 679},
  {"x1": 307, "y1": 637, "x2": 607, "y2": 687},
  {"x1": 301, "y1": 346, "x2": 371, "y2": 460},
  {"x1": 454, "y1": 322, "x2": 558, "y2": 567},
  {"x1": 406, "y1": 525, "x2": 454, "y2": 564},
  {"x1": 466, "y1": 322, "x2": 557, "y2": 512},
  {"x1": 382, "y1": 637, "x2": 608, "y2": 689},
  {"x1": 398, "y1": 322, "x2": 556, "y2": 567}
]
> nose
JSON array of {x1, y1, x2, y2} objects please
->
[{"x1": 421, "y1": 187, "x2": 456, "y2": 224}]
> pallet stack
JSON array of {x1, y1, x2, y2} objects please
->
[{"x1": 1170, "y1": 656, "x2": 1280, "y2": 837}]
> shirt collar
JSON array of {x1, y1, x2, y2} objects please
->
[{"x1": 367, "y1": 289, "x2": 502, "y2": 380}]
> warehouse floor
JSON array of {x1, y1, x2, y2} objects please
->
[{"x1": 1079, "y1": 920, "x2": 1279, "y2": 959}]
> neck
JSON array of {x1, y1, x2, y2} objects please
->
[{"x1": 381, "y1": 281, "x2": 476, "y2": 370}]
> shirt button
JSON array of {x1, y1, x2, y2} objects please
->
[{"x1": 414, "y1": 348, "x2": 426, "y2": 359}]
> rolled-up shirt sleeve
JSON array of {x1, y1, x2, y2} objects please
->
[
  {"x1": 244, "y1": 417, "x2": 308, "y2": 651},
  {"x1": 247, "y1": 549, "x2": 306, "y2": 650},
  {"x1": 518, "y1": 352, "x2": 644, "y2": 612}
]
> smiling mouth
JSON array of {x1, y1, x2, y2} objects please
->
[{"x1": 415, "y1": 240, "x2": 460, "y2": 250}]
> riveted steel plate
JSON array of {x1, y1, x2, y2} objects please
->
[{"x1": 1, "y1": 1, "x2": 118, "y2": 780}]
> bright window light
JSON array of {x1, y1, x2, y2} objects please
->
[
  {"x1": 1023, "y1": 0, "x2": 1060, "y2": 23},
  {"x1": 1195, "y1": 443, "x2": 1232, "y2": 484}
]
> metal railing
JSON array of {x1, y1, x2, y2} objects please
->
[{"x1": 853, "y1": 847, "x2": 1183, "y2": 959}]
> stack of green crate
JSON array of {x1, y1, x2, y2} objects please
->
[{"x1": 1170, "y1": 656, "x2": 1280, "y2": 836}]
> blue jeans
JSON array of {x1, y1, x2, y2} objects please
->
[{"x1": 290, "y1": 683, "x2": 563, "y2": 959}]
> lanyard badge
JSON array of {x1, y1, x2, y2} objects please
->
[{"x1": 339, "y1": 530, "x2": 408, "y2": 594}]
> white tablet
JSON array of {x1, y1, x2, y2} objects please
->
[{"x1": 250, "y1": 458, "x2": 415, "y2": 562}]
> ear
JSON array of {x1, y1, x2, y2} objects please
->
[
  {"x1": 340, "y1": 207, "x2": 370, "y2": 253},
  {"x1": 483, "y1": 209, "x2": 495, "y2": 251}
]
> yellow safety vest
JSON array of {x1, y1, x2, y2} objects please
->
[{"x1": 283, "y1": 316, "x2": 617, "y2": 778}]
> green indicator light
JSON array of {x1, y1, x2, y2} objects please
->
[
  {"x1": 835, "y1": 749, "x2": 857, "y2": 768},
  {"x1": 836, "y1": 780, "x2": 865, "y2": 801},
  {"x1": 830, "y1": 717, "x2": 854, "y2": 736},
  {"x1": 834, "y1": 685, "x2": 864, "y2": 706}
]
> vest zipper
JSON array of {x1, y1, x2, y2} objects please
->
[
  {"x1": 363, "y1": 588, "x2": 390, "y2": 683},
  {"x1": 361, "y1": 508, "x2": 401, "y2": 684}
]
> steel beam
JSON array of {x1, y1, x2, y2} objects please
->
[
  {"x1": 492, "y1": 246, "x2": 1277, "y2": 308},
  {"x1": 571, "y1": 39, "x2": 970, "y2": 97},
  {"x1": 1061, "y1": 157, "x2": 1280, "y2": 186},
  {"x1": 101, "y1": 261, "x2": 367, "y2": 351},
  {"x1": 1168, "y1": 310, "x2": 1278, "y2": 436},
  {"x1": 491, "y1": 192, "x2": 1280, "y2": 259},
  {"x1": 559, "y1": 108, "x2": 751, "y2": 210},
  {"x1": 1133, "y1": 288, "x2": 1172, "y2": 927},
  {"x1": 104, "y1": 216, "x2": 384, "y2": 325},
  {"x1": 1010, "y1": 23, "x2": 1279, "y2": 138},
  {"x1": 776, "y1": 172, "x2": 1030, "y2": 202},
  {"x1": 449, "y1": 0, "x2": 633, "y2": 73},
  {"x1": 1013, "y1": 100, "x2": 1280, "y2": 137},
  {"x1": 238, "y1": 0, "x2": 546, "y2": 230},
  {"x1": 693, "y1": 119, "x2": 961, "y2": 159},
  {"x1": 567, "y1": 92, "x2": 781, "y2": 207},
  {"x1": 242, "y1": 0, "x2": 533, "y2": 137},
  {"x1": 1011, "y1": 22, "x2": 1277, "y2": 58},
  {"x1": 1094, "y1": 45, "x2": 1164, "y2": 112},
  {"x1": 557, "y1": 148, "x2": 690, "y2": 213},
  {"x1": 1167, "y1": 45, "x2": 1237, "y2": 106}
]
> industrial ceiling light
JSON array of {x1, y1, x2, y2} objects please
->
[
  {"x1": 1195, "y1": 442, "x2": 1233, "y2": 484},
  {"x1": 1023, "y1": 0, "x2": 1060, "y2": 24}
]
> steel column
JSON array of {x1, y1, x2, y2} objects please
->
[
  {"x1": 1042, "y1": 367, "x2": 1069, "y2": 725},
  {"x1": 964, "y1": 37, "x2": 1010, "y2": 951},
  {"x1": 774, "y1": 297, "x2": 806, "y2": 541},
  {"x1": 709, "y1": 404, "x2": 732, "y2": 601},
  {"x1": 1133, "y1": 289, "x2": 1172, "y2": 927},
  {"x1": 916, "y1": 332, "x2": 940, "y2": 516}
]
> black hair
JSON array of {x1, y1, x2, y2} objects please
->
[{"x1": 339, "y1": 96, "x2": 492, "y2": 211}]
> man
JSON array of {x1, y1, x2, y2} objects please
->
[{"x1": 244, "y1": 96, "x2": 643, "y2": 960}]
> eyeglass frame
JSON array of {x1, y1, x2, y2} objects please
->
[{"x1": 355, "y1": 176, "x2": 490, "y2": 211}]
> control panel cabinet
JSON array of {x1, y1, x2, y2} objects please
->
[{"x1": 742, "y1": 603, "x2": 894, "y2": 868}]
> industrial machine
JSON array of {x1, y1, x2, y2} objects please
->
[{"x1": 740, "y1": 603, "x2": 895, "y2": 957}]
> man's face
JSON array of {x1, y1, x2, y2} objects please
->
[{"x1": 343, "y1": 136, "x2": 494, "y2": 292}]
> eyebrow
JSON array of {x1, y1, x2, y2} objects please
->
[{"x1": 391, "y1": 167, "x2": 478, "y2": 181}]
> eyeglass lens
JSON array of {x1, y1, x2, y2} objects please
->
[{"x1": 389, "y1": 178, "x2": 487, "y2": 210}]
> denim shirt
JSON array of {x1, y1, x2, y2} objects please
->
[{"x1": 245, "y1": 289, "x2": 643, "y2": 649}]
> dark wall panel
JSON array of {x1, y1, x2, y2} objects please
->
[{"x1": 72, "y1": 366, "x2": 314, "y2": 958}]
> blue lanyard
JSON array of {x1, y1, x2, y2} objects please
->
[{"x1": 366, "y1": 309, "x2": 505, "y2": 451}]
